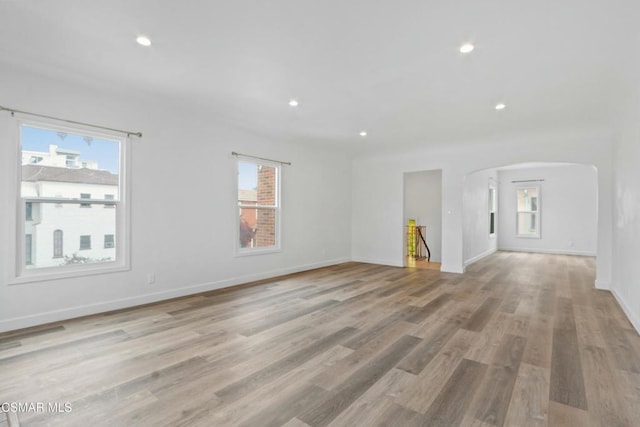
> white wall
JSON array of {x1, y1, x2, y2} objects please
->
[
  {"x1": 497, "y1": 164, "x2": 598, "y2": 256},
  {"x1": 463, "y1": 168, "x2": 498, "y2": 266},
  {"x1": 23, "y1": 181, "x2": 118, "y2": 268},
  {"x1": 351, "y1": 129, "x2": 613, "y2": 285},
  {"x1": 0, "y1": 66, "x2": 352, "y2": 332},
  {"x1": 612, "y1": 89, "x2": 640, "y2": 333},
  {"x1": 403, "y1": 170, "x2": 442, "y2": 262}
]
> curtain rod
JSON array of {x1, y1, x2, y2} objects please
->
[
  {"x1": 0, "y1": 105, "x2": 143, "y2": 138},
  {"x1": 512, "y1": 179, "x2": 545, "y2": 183},
  {"x1": 231, "y1": 151, "x2": 291, "y2": 166}
]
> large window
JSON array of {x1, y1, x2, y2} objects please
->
[
  {"x1": 15, "y1": 119, "x2": 130, "y2": 282},
  {"x1": 237, "y1": 159, "x2": 281, "y2": 253},
  {"x1": 516, "y1": 186, "x2": 540, "y2": 238}
]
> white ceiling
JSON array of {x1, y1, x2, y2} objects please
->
[{"x1": 1, "y1": 1, "x2": 638, "y2": 151}]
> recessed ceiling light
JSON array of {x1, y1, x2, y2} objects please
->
[
  {"x1": 459, "y1": 43, "x2": 474, "y2": 53},
  {"x1": 136, "y1": 36, "x2": 151, "y2": 47},
  {"x1": 288, "y1": 99, "x2": 299, "y2": 107},
  {"x1": 359, "y1": 131, "x2": 367, "y2": 137},
  {"x1": 495, "y1": 103, "x2": 506, "y2": 110}
]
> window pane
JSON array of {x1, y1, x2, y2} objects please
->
[
  {"x1": 20, "y1": 124, "x2": 122, "y2": 271},
  {"x1": 517, "y1": 187, "x2": 538, "y2": 211},
  {"x1": 21, "y1": 125, "x2": 120, "y2": 200},
  {"x1": 24, "y1": 202, "x2": 117, "y2": 269},
  {"x1": 490, "y1": 212, "x2": 495, "y2": 234},
  {"x1": 488, "y1": 188, "x2": 495, "y2": 212},
  {"x1": 238, "y1": 160, "x2": 277, "y2": 207},
  {"x1": 236, "y1": 159, "x2": 280, "y2": 252},
  {"x1": 239, "y1": 207, "x2": 276, "y2": 248},
  {"x1": 517, "y1": 212, "x2": 537, "y2": 235}
]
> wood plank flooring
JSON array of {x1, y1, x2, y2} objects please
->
[{"x1": 1, "y1": 252, "x2": 639, "y2": 426}]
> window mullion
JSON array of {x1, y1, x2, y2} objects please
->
[
  {"x1": 23, "y1": 197, "x2": 118, "y2": 205},
  {"x1": 238, "y1": 204, "x2": 277, "y2": 209}
]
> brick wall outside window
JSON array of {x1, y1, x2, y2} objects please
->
[{"x1": 255, "y1": 166, "x2": 276, "y2": 246}]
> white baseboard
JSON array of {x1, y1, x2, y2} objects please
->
[
  {"x1": 441, "y1": 263, "x2": 464, "y2": 274},
  {"x1": 594, "y1": 278, "x2": 611, "y2": 290},
  {"x1": 0, "y1": 257, "x2": 350, "y2": 333},
  {"x1": 498, "y1": 247, "x2": 596, "y2": 257},
  {"x1": 351, "y1": 256, "x2": 404, "y2": 268},
  {"x1": 464, "y1": 248, "x2": 497, "y2": 268},
  {"x1": 611, "y1": 287, "x2": 640, "y2": 335}
]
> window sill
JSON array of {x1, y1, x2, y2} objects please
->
[
  {"x1": 236, "y1": 247, "x2": 282, "y2": 257},
  {"x1": 516, "y1": 235, "x2": 541, "y2": 239},
  {"x1": 10, "y1": 262, "x2": 130, "y2": 285}
]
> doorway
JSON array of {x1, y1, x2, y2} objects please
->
[{"x1": 403, "y1": 169, "x2": 442, "y2": 270}]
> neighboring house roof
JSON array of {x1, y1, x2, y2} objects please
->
[
  {"x1": 239, "y1": 189, "x2": 257, "y2": 202},
  {"x1": 22, "y1": 165, "x2": 118, "y2": 185}
]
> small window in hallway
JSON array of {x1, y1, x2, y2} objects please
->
[{"x1": 489, "y1": 186, "x2": 496, "y2": 237}]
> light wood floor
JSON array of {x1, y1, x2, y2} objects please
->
[
  {"x1": 406, "y1": 257, "x2": 441, "y2": 270},
  {"x1": 1, "y1": 252, "x2": 639, "y2": 426}
]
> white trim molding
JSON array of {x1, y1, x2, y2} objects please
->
[
  {"x1": 611, "y1": 288, "x2": 640, "y2": 335},
  {"x1": 594, "y1": 278, "x2": 611, "y2": 290},
  {"x1": 464, "y1": 248, "x2": 497, "y2": 268},
  {"x1": 351, "y1": 256, "x2": 404, "y2": 268},
  {"x1": 498, "y1": 247, "x2": 596, "y2": 257}
]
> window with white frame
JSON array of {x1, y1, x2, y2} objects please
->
[
  {"x1": 237, "y1": 159, "x2": 281, "y2": 253},
  {"x1": 516, "y1": 186, "x2": 540, "y2": 238},
  {"x1": 16, "y1": 119, "x2": 129, "y2": 281},
  {"x1": 489, "y1": 185, "x2": 496, "y2": 237}
]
